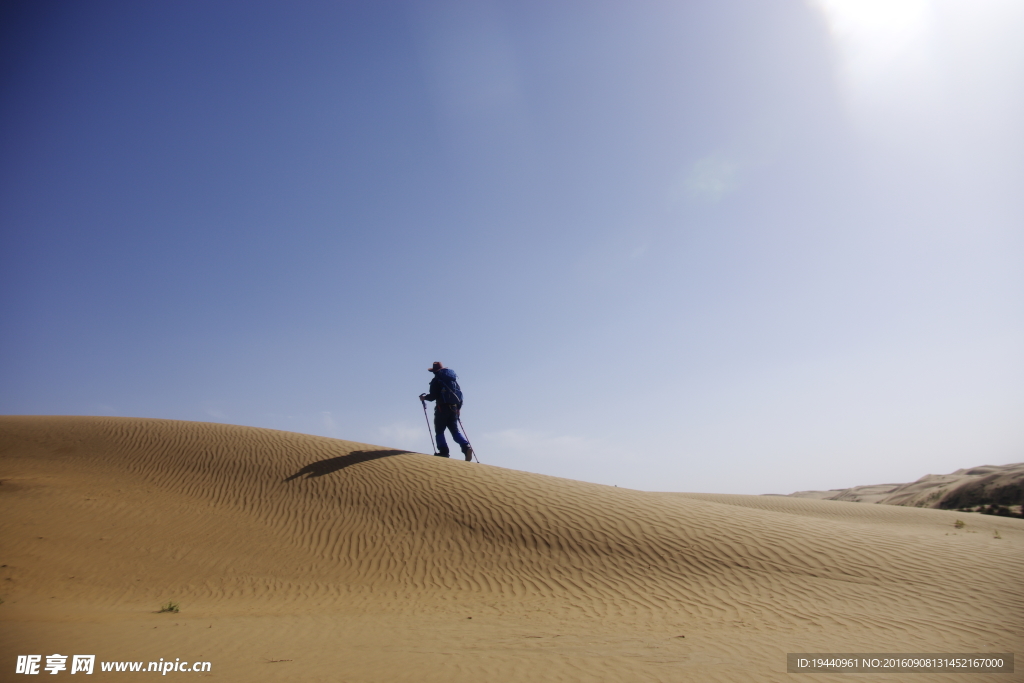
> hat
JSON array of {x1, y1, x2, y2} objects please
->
[{"x1": 429, "y1": 361, "x2": 443, "y2": 372}]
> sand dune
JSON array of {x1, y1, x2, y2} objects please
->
[
  {"x1": 784, "y1": 462, "x2": 1024, "y2": 510},
  {"x1": 2, "y1": 416, "x2": 1021, "y2": 682}
]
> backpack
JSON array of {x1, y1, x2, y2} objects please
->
[{"x1": 435, "y1": 368, "x2": 464, "y2": 406}]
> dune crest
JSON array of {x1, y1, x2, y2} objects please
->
[{"x1": 2, "y1": 416, "x2": 1021, "y2": 682}]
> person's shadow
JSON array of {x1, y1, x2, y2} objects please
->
[{"x1": 283, "y1": 449, "x2": 412, "y2": 482}]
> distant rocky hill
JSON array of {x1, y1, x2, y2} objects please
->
[{"x1": 781, "y1": 462, "x2": 1024, "y2": 514}]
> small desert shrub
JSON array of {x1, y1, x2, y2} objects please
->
[
  {"x1": 954, "y1": 519, "x2": 965, "y2": 529},
  {"x1": 158, "y1": 601, "x2": 180, "y2": 613},
  {"x1": 993, "y1": 530, "x2": 1002, "y2": 539}
]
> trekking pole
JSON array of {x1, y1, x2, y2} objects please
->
[
  {"x1": 457, "y1": 415, "x2": 480, "y2": 463},
  {"x1": 420, "y1": 398, "x2": 437, "y2": 455}
]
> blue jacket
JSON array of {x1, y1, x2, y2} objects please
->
[{"x1": 424, "y1": 368, "x2": 464, "y2": 406}]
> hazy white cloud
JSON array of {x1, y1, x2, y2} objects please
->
[
  {"x1": 573, "y1": 225, "x2": 651, "y2": 286},
  {"x1": 474, "y1": 429, "x2": 640, "y2": 486},
  {"x1": 261, "y1": 411, "x2": 344, "y2": 439},
  {"x1": 378, "y1": 422, "x2": 431, "y2": 452},
  {"x1": 679, "y1": 152, "x2": 741, "y2": 203},
  {"x1": 482, "y1": 428, "x2": 609, "y2": 461},
  {"x1": 629, "y1": 243, "x2": 648, "y2": 260},
  {"x1": 319, "y1": 411, "x2": 338, "y2": 435}
]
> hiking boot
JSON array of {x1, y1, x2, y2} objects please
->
[
  {"x1": 436, "y1": 451, "x2": 450, "y2": 458},
  {"x1": 462, "y1": 446, "x2": 474, "y2": 462}
]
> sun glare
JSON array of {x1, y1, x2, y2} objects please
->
[
  {"x1": 812, "y1": 0, "x2": 1024, "y2": 133},
  {"x1": 811, "y1": 0, "x2": 932, "y2": 75},
  {"x1": 810, "y1": 0, "x2": 937, "y2": 119},
  {"x1": 814, "y1": 0, "x2": 930, "y2": 35}
]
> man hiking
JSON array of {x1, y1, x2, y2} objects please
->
[{"x1": 419, "y1": 361, "x2": 474, "y2": 461}]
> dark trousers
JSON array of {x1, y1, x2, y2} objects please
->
[{"x1": 434, "y1": 404, "x2": 469, "y2": 455}]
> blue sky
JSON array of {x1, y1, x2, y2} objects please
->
[{"x1": 2, "y1": 0, "x2": 1022, "y2": 494}]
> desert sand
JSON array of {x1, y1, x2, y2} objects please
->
[
  {"x1": 1, "y1": 416, "x2": 1021, "y2": 682},
  {"x1": 783, "y1": 462, "x2": 1024, "y2": 509}
]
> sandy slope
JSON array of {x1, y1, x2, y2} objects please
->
[
  {"x1": 783, "y1": 463, "x2": 1024, "y2": 508},
  {"x1": 1, "y1": 416, "x2": 1021, "y2": 682}
]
